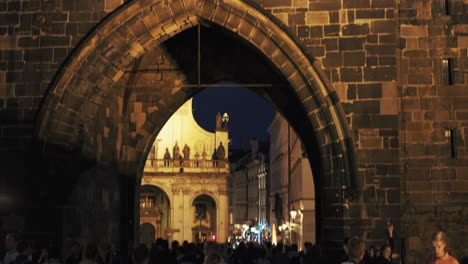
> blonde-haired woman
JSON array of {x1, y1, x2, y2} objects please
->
[{"x1": 425, "y1": 231, "x2": 459, "y2": 264}]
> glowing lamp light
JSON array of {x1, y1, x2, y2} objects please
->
[
  {"x1": 210, "y1": 235, "x2": 216, "y2": 241},
  {"x1": 222, "y1": 113, "x2": 229, "y2": 123},
  {"x1": 290, "y1": 206, "x2": 297, "y2": 220}
]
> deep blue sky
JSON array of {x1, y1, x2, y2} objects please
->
[{"x1": 192, "y1": 83, "x2": 276, "y2": 150}]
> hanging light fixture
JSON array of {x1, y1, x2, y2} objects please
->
[{"x1": 290, "y1": 206, "x2": 297, "y2": 220}]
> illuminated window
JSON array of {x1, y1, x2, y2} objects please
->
[{"x1": 442, "y1": 59, "x2": 454, "y2": 85}]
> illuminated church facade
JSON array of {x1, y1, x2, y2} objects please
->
[{"x1": 139, "y1": 99, "x2": 230, "y2": 245}]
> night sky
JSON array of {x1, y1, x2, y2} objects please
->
[{"x1": 192, "y1": 82, "x2": 276, "y2": 150}]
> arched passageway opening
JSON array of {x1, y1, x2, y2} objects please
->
[
  {"x1": 35, "y1": 0, "x2": 359, "y2": 257},
  {"x1": 192, "y1": 194, "x2": 217, "y2": 243},
  {"x1": 139, "y1": 185, "x2": 171, "y2": 246}
]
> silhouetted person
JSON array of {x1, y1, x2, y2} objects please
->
[
  {"x1": 13, "y1": 240, "x2": 32, "y2": 264},
  {"x1": 66, "y1": 241, "x2": 82, "y2": 264},
  {"x1": 459, "y1": 255, "x2": 468, "y2": 264},
  {"x1": 287, "y1": 244, "x2": 299, "y2": 264},
  {"x1": 47, "y1": 247, "x2": 62, "y2": 264},
  {"x1": 375, "y1": 245, "x2": 392, "y2": 264},
  {"x1": 3, "y1": 233, "x2": 19, "y2": 264},
  {"x1": 203, "y1": 254, "x2": 222, "y2": 264},
  {"x1": 341, "y1": 236, "x2": 365, "y2": 264},
  {"x1": 339, "y1": 237, "x2": 350, "y2": 263},
  {"x1": 271, "y1": 243, "x2": 289, "y2": 264},
  {"x1": 362, "y1": 246, "x2": 376, "y2": 264},
  {"x1": 81, "y1": 243, "x2": 99, "y2": 264},
  {"x1": 133, "y1": 244, "x2": 149, "y2": 264}
]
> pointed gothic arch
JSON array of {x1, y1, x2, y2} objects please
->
[{"x1": 35, "y1": 0, "x2": 360, "y2": 251}]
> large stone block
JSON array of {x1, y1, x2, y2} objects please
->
[
  {"x1": 343, "y1": 0, "x2": 370, "y2": 9},
  {"x1": 346, "y1": 100, "x2": 380, "y2": 114},
  {"x1": 288, "y1": 12, "x2": 305, "y2": 26},
  {"x1": 401, "y1": 25, "x2": 428, "y2": 37},
  {"x1": 374, "y1": 115, "x2": 398, "y2": 129},
  {"x1": 340, "y1": 68, "x2": 362, "y2": 82},
  {"x1": 323, "y1": 52, "x2": 342, "y2": 68},
  {"x1": 0, "y1": 13, "x2": 19, "y2": 26},
  {"x1": 339, "y1": 37, "x2": 365, "y2": 50},
  {"x1": 324, "y1": 25, "x2": 340, "y2": 36},
  {"x1": 23, "y1": 48, "x2": 53, "y2": 62},
  {"x1": 322, "y1": 38, "x2": 338, "y2": 50},
  {"x1": 371, "y1": 20, "x2": 395, "y2": 34},
  {"x1": 366, "y1": 44, "x2": 396, "y2": 56},
  {"x1": 357, "y1": 83, "x2": 382, "y2": 99},
  {"x1": 371, "y1": 0, "x2": 395, "y2": 8},
  {"x1": 342, "y1": 24, "x2": 369, "y2": 36},
  {"x1": 364, "y1": 67, "x2": 396, "y2": 82},
  {"x1": 264, "y1": 0, "x2": 292, "y2": 8},
  {"x1": 355, "y1": 9, "x2": 385, "y2": 19},
  {"x1": 407, "y1": 72, "x2": 433, "y2": 85},
  {"x1": 343, "y1": 51, "x2": 365, "y2": 66},
  {"x1": 40, "y1": 36, "x2": 71, "y2": 47},
  {"x1": 306, "y1": 12, "x2": 329, "y2": 25},
  {"x1": 387, "y1": 190, "x2": 400, "y2": 203},
  {"x1": 309, "y1": 1, "x2": 341, "y2": 11}
]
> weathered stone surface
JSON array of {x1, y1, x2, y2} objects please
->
[
  {"x1": 342, "y1": 24, "x2": 369, "y2": 36},
  {"x1": 309, "y1": 2, "x2": 341, "y2": 11},
  {"x1": 264, "y1": 0, "x2": 292, "y2": 8},
  {"x1": 1, "y1": 0, "x2": 467, "y2": 263},
  {"x1": 371, "y1": 20, "x2": 395, "y2": 33},
  {"x1": 401, "y1": 25, "x2": 428, "y2": 37},
  {"x1": 340, "y1": 68, "x2": 362, "y2": 82},
  {"x1": 356, "y1": 9, "x2": 385, "y2": 19},
  {"x1": 306, "y1": 12, "x2": 329, "y2": 25},
  {"x1": 343, "y1": 0, "x2": 370, "y2": 9},
  {"x1": 357, "y1": 83, "x2": 382, "y2": 99},
  {"x1": 364, "y1": 67, "x2": 396, "y2": 81},
  {"x1": 323, "y1": 52, "x2": 342, "y2": 68},
  {"x1": 339, "y1": 37, "x2": 366, "y2": 50},
  {"x1": 343, "y1": 51, "x2": 365, "y2": 66}
]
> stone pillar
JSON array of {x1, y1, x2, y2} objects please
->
[
  {"x1": 183, "y1": 189, "x2": 193, "y2": 242},
  {"x1": 171, "y1": 189, "x2": 184, "y2": 242},
  {"x1": 217, "y1": 194, "x2": 229, "y2": 242}
]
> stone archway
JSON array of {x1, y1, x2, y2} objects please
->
[
  {"x1": 139, "y1": 185, "x2": 171, "y2": 241},
  {"x1": 36, "y1": 0, "x2": 359, "y2": 254},
  {"x1": 192, "y1": 194, "x2": 217, "y2": 243}
]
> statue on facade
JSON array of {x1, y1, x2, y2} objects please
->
[
  {"x1": 163, "y1": 148, "x2": 171, "y2": 166},
  {"x1": 216, "y1": 142, "x2": 225, "y2": 160},
  {"x1": 202, "y1": 146, "x2": 207, "y2": 160},
  {"x1": 212, "y1": 148, "x2": 217, "y2": 160},
  {"x1": 273, "y1": 193, "x2": 284, "y2": 226},
  {"x1": 173, "y1": 142, "x2": 181, "y2": 160},
  {"x1": 183, "y1": 144, "x2": 190, "y2": 160}
]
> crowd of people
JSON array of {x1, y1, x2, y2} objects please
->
[{"x1": 1, "y1": 230, "x2": 467, "y2": 264}]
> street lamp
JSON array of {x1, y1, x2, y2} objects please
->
[
  {"x1": 290, "y1": 206, "x2": 297, "y2": 220},
  {"x1": 289, "y1": 206, "x2": 298, "y2": 245}
]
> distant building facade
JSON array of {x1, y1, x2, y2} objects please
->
[
  {"x1": 268, "y1": 113, "x2": 316, "y2": 247},
  {"x1": 140, "y1": 99, "x2": 230, "y2": 244},
  {"x1": 230, "y1": 139, "x2": 269, "y2": 242}
]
